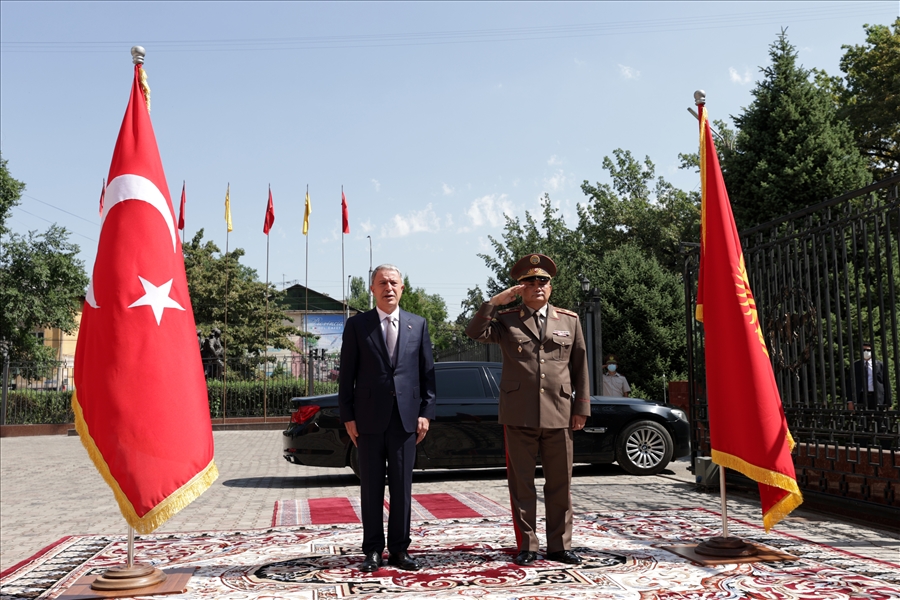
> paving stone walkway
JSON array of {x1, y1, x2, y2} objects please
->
[{"x1": 2, "y1": 430, "x2": 897, "y2": 571}]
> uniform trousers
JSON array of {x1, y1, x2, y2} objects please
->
[
  {"x1": 504, "y1": 425, "x2": 574, "y2": 553},
  {"x1": 357, "y1": 401, "x2": 416, "y2": 555}
]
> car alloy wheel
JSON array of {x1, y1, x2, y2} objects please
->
[{"x1": 616, "y1": 420, "x2": 673, "y2": 475}]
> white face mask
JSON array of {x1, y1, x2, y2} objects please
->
[
  {"x1": 863, "y1": 350, "x2": 872, "y2": 360},
  {"x1": 607, "y1": 364, "x2": 617, "y2": 373}
]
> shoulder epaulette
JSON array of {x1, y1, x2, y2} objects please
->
[
  {"x1": 498, "y1": 305, "x2": 522, "y2": 315},
  {"x1": 555, "y1": 308, "x2": 579, "y2": 317}
]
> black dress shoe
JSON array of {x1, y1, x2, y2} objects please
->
[
  {"x1": 546, "y1": 550, "x2": 583, "y2": 565},
  {"x1": 359, "y1": 551, "x2": 383, "y2": 572},
  {"x1": 387, "y1": 551, "x2": 421, "y2": 571},
  {"x1": 513, "y1": 550, "x2": 537, "y2": 566}
]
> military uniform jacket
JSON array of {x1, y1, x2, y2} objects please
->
[{"x1": 465, "y1": 302, "x2": 590, "y2": 429}]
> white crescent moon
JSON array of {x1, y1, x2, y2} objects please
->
[{"x1": 102, "y1": 174, "x2": 178, "y2": 252}]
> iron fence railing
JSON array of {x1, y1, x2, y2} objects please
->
[
  {"x1": 434, "y1": 337, "x2": 502, "y2": 363},
  {"x1": 685, "y1": 174, "x2": 900, "y2": 511},
  {"x1": 0, "y1": 355, "x2": 340, "y2": 425}
]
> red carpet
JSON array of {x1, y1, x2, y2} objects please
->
[{"x1": 272, "y1": 492, "x2": 508, "y2": 526}]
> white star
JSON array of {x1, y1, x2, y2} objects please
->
[{"x1": 128, "y1": 276, "x2": 185, "y2": 325}]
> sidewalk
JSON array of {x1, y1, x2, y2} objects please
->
[{"x1": 2, "y1": 430, "x2": 897, "y2": 571}]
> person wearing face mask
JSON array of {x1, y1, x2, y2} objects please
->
[
  {"x1": 849, "y1": 342, "x2": 891, "y2": 410},
  {"x1": 601, "y1": 355, "x2": 630, "y2": 398}
]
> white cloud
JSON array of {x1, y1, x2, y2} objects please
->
[
  {"x1": 729, "y1": 67, "x2": 752, "y2": 85},
  {"x1": 359, "y1": 220, "x2": 374, "y2": 233},
  {"x1": 574, "y1": 57, "x2": 585, "y2": 67},
  {"x1": 618, "y1": 64, "x2": 640, "y2": 79},
  {"x1": 371, "y1": 179, "x2": 380, "y2": 192},
  {"x1": 543, "y1": 169, "x2": 567, "y2": 192},
  {"x1": 460, "y1": 194, "x2": 514, "y2": 232},
  {"x1": 381, "y1": 204, "x2": 441, "y2": 238},
  {"x1": 547, "y1": 155, "x2": 562, "y2": 166},
  {"x1": 442, "y1": 183, "x2": 454, "y2": 195},
  {"x1": 445, "y1": 213, "x2": 454, "y2": 227}
]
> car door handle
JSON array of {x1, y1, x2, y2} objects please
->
[{"x1": 582, "y1": 427, "x2": 607, "y2": 433}]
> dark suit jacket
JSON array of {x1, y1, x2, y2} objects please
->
[
  {"x1": 338, "y1": 308, "x2": 436, "y2": 434},
  {"x1": 851, "y1": 359, "x2": 891, "y2": 407}
]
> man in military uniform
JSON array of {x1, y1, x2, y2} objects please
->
[{"x1": 465, "y1": 253, "x2": 590, "y2": 566}]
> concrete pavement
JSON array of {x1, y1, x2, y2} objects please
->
[{"x1": 2, "y1": 430, "x2": 898, "y2": 571}]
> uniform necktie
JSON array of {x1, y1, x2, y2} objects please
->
[{"x1": 384, "y1": 316, "x2": 398, "y2": 366}]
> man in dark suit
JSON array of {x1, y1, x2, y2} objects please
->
[
  {"x1": 849, "y1": 341, "x2": 891, "y2": 410},
  {"x1": 465, "y1": 253, "x2": 590, "y2": 567},
  {"x1": 339, "y1": 264, "x2": 436, "y2": 572}
]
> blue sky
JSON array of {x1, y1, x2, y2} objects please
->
[{"x1": 1, "y1": 1, "x2": 896, "y2": 319}]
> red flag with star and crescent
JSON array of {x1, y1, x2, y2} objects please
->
[
  {"x1": 74, "y1": 64, "x2": 217, "y2": 534},
  {"x1": 695, "y1": 102, "x2": 801, "y2": 532}
]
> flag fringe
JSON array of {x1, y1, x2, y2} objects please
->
[
  {"x1": 138, "y1": 66, "x2": 151, "y2": 112},
  {"x1": 72, "y1": 392, "x2": 218, "y2": 534},
  {"x1": 711, "y1": 444, "x2": 803, "y2": 532}
]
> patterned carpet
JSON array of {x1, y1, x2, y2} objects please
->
[{"x1": 2, "y1": 508, "x2": 898, "y2": 599}]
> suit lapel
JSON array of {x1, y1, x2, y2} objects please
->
[
  {"x1": 395, "y1": 310, "x2": 409, "y2": 367},
  {"x1": 365, "y1": 309, "x2": 391, "y2": 365},
  {"x1": 521, "y1": 307, "x2": 541, "y2": 341},
  {"x1": 544, "y1": 305, "x2": 560, "y2": 343}
]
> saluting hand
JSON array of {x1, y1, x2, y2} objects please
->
[{"x1": 490, "y1": 285, "x2": 525, "y2": 306}]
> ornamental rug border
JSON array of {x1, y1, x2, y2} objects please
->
[{"x1": 2, "y1": 508, "x2": 899, "y2": 600}]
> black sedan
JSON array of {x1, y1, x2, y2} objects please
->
[{"x1": 283, "y1": 361, "x2": 690, "y2": 476}]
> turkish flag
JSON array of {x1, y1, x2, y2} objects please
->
[
  {"x1": 74, "y1": 65, "x2": 217, "y2": 534},
  {"x1": 341, "y1": 189, "x2": 350, "y2": 234},
  {"x1": 696, "y1": 103, "x2": 801, "y2": 532},
  {"x1": 263, "y1": 186, "x2": 275, "y2": 234}
]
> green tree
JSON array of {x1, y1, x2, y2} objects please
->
[
  {"x1": 580, "y1": 149, "x2": 699, "y2": 273},
  {"x1": 183, "y1": 229, "x2": 298, "y2": 359},
  {"x1": 347, "y1": 275, "x2": 370, "y2": 311},
  {"x1": 0, "y1": 156, "x2": 89, "y2": 364},
  {"x1": 725, "y1": 30, "x2": 870, "y2": 230},
  {"x1": 398, "y1": 275, "x2": 458, "y2": 349},
  {"x1": 821, "y1": 19, "x2": 900, "y2": 180}
]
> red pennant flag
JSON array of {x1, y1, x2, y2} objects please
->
[
  {"x1": 178, "y1": 181, "x2": 186, "y2": 231},
  {"x1": 341, "y1": 189, "x2": 350, "y2": 234},
  {"x1": 263, "y1": 186, "x2": 275, "y2": 235},
  {"x1": 74, "y1": 63, "x2": 217, "y2": 534},
  {"x1": 695, "y1": 103, "x2": 802, "y2": 532},
  {"x1": 99, "y1": 178, "x2": 106, "y2": 217}
]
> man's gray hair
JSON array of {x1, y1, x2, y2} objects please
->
[{"x1": 371, "y1": 264, "x2": 402, "y2": 284}]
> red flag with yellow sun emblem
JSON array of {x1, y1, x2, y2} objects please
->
[{"x1": 695, "y1": 102, "x2": 802, "y2": 532}]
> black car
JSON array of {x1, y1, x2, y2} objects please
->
[{"x1": 283, "y1": 361, "x2": 690, "y2": 476}]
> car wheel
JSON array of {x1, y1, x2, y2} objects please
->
[
  {"x1": 349, "y1": 445, "x2": 361, "y2": 479},
  {"x1": 615, "y1": 420, "x2": 673, "y2": 475}
]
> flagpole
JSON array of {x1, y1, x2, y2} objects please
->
[
  {"x1": 341, "y1": 185, "x2": 346, "y2": 324},
  {"x1": 305, "y1": 184, "x2": 310, "y2": 395},
  {"x1": 263, "y1": 185, "x2": 270, "y2": 423},
  {"x1": 222, "y1": 184, "x2": 230, "y2": 424},
  {"x1": 180, "y1": 180, "x2": 186, "y2": 246}
]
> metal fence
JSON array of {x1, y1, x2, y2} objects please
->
[
  {"x1": 0, "y1": 354, "x2": 341, "y2": 425},
  {"x1": 434, "y1": 337, "x2": 502, "y2": 363},
  {"x1": 685, "y1": 174, "x2": 900, "y2": 511}
]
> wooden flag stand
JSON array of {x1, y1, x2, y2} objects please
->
[{"x1": 60, "y1": 526, "x2": 194, "y2": 599}]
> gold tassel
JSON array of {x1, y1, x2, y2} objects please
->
[
  {"x1": 138, "y1": 65, "x2": 151, "y2": 112},
  {"x1": 72, "y1": 392, "x2": 218, "y2": 534}
]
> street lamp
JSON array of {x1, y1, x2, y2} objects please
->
[
  {"x1": 367, "y1": 235, "x2": 373, "y2": 309},
  {"x1": 578, "y1": 274, "x2": 603, "y2": 395}
]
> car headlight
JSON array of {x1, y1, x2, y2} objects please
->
[{"x1": 671, "y1": 409, "x2": 688, "y2": 422}]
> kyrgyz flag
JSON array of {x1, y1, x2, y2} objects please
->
[
  {"x1": 695, "y1": 102, "x2": 801, "y2": 531},
  {"x1": 74, "y1": 63, "x2": 218, "y2": 534},
  {"x1": 341, "y1": 189, "x2": 350, "y2": 234},
  {"x1": 263, "y1": 186, "x2": 275, "y2": 234}
]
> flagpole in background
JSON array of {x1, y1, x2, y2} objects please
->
[
  {"x1": 303, "y1": 186, "x2": 312, "y2": 395},
  {"x1": 98, "y1": 178, "x2": 106, "y2": 217},
  {"x1": 263, "y1": 185, "x2": 275, "y2": 423},
  {"x1": 178, "y1": 181, "x2": 186, "y2": 245},
  {"x1": 223, "y1": 183, "x2": 232, "y2": 423},
  {"x1": 341, "y1": 186, "x2": 348, "y2": 323}
]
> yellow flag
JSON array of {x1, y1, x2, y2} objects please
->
[
  {"x1": 303, "y1": 190, "x2": 311, "y2": 235},
  {"x1": 225, "y1": 184, "x2": 233, "y2": 232}
]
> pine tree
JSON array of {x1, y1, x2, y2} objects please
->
[{"x1": 725, "y1": 30, "x2": 870, "y2": 230}]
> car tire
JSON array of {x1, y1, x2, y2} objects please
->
[
  {"x1": 349, "y1": 445, "x2": 361, "y2": 479},
  {"x1": 615, "y1": 420, "x2": 673, "y2": 476}
]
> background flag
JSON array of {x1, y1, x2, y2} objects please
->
[
  {"x1": 178, "y1": 181, "x2": 186, "y2": 231},
  {"x1": 341, "y1": 189, "x2": 350, "y2": 234},
  {"x1": 695, "y1": 102, "x2": 802, "y2": 532},
  {"x1": 99, "y1": 179, "x2": 106, "y2": 217},
  {"x1": 303, "y1": 190, "x2": 312, "y2": 235},
  {"x1": 225, "y1": 184, "x2": 233, "y2": 232},
  {"x1": 73, "y1": 63, "x2": 218, "y2": 534},
  {"x1": 264, "y1": 186, "x2": 275, "y2": 234}
]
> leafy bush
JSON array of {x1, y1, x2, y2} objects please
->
[
  {"x1": 204, "y1": 378, "x2": 338, "y2": 419},
  {"x1": 3, "y1": 390, "x2": 73, "y2": 424}
]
